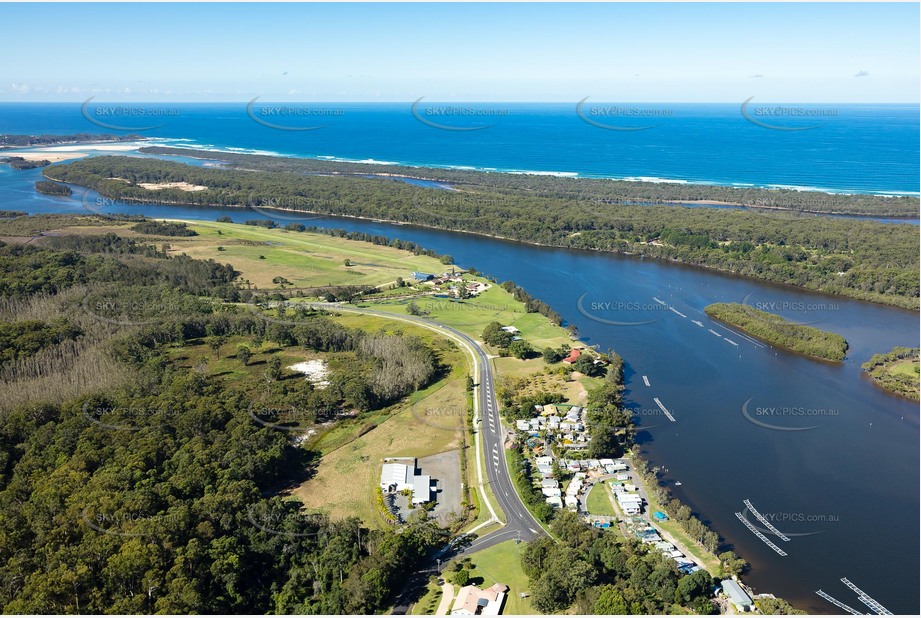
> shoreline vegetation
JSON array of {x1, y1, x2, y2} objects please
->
[
  {"x1": 862, "y1": 347, "x2": 920, "y2": 401},
  {"x1": 1, "y1": 156, "x2": 51, "y2": 170},
  {"x1": 0, "y1": 132, "x2": 146, "y2": 149},
  {"x1": 704, "y1": 302, "x2": 849, "y2": 362},
  {"x1": 34, "y1": 180, "x2": 72, "y2": 196},
  {"x1": 138, "y1": 146, "x2": 920, "y2": 218},
  {"x1": 42, "y1": 155, "x2": 920, "y2": 310}
]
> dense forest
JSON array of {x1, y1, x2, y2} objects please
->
[
  {"x1": 139, "y1": 146, "x2": 920, "y2": 218},
  {"x1": 704, "y1": 303, "x2": 849, "y2": 361},
  {"x1": 46, "y1": 156, "x2": 920, "y2": 309},
  {"x1": 0, "y1": 220, "x2": 449, "y2": 613},
  {"x1": 35, "y1": 180, "x2": 72, "y2": 196},
  {"x1": 521, "y1": 510, "x2": 717, "y2": 614}
]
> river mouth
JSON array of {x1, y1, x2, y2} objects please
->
[{"x1": 2, "y1": 148, "x2": 918, "y2": 614}]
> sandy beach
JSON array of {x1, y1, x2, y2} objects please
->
[{"x1": 1, "y1": 142, "x2": 145, "y2": 163}]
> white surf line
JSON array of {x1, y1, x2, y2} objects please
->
[
  {"x1": 642, "y1": 375, "x2": 651, "y2": 387},
  {"x1": 653, "y1": 397, "x2": 676, "y2": 422},
  {"x1": 743, "y1": 499, "x2": 790, "y2": 541},
  {"x1": 669, "y1": 307, "x2": 687, "y2": 318},
  {"x1": 735, "y1": 511, "x2": 787, "y2": 556},
  {"x1": 691, "y1": 320, "x2": 704, "y2": 327}
]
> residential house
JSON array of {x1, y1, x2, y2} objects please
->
[{"x1": 451, "y1": 583, "x2": 509, "y2": 616}]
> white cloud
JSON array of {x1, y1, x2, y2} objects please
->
[{"x1": 855, "y1": 70, "x2": 869, "y2": 78}]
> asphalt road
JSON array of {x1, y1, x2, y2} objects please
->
[{"x1": 307, "y1": 303, "x2": 545, "y2": 548}]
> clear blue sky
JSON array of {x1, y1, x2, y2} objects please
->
[{"x1": 1, "y1": 2, "x2": 917, "y2": 102}]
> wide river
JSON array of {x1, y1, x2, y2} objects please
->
[{"x1": 2, "y1": 159, "x2": 919, "y2": 614}]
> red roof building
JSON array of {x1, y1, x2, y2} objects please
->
[{"x1": 562, "y1": 349, "x2": 581, "y2": 364}]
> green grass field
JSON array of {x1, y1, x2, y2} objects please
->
[
  {"x1": 586, "y1": 482, "x2": 618, "y2": 516},
  {"x1": 463, "y1": 540, "x2": 534, "y2": 615},
  {"x1": 45, "y1": 218, "x2": 450, "y2": 290},
  {"x1": 291, "y1": 314, "x2": 472, "y2": 527},
  {"x1": 890, "y1": 358, "x2": 920, "y2": 378},
  {"x1": 174, "y1": 219, "x2": 449, "y2": 289},
  {"x1": 357, "y1": 278, "x2": 575, "y2": 349}
]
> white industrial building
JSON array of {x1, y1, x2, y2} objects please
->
[{"x1": 380, "y1": 460, "x2": 432, "y2": 504}]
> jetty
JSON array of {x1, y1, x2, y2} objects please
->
[
  {"x1": 841, "y1": 578, "x2": 891, "y2": 615},
  {"x1": 653, "y1": 397, "x2": 676, "y2": 422},
  {"x1": 743, "y1": 499, "x2": 790, "y2": 541},
  {"x1": 815, "y1": 590, "x2": 863, "y2": 615},
  {"x1": 735, "y1": 511, "x2": 787, "y2": 556}
]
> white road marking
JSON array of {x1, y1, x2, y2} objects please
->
[
  {"x1": 691, "y1": 320, "x2": 703, "y2": 327},
  {"x1": 708, "y1": 329, "x2": 723, "y2": 337},
  {"x1": 725, "y1": 338, "x2": 738, "y2": 346},
  {"x1": 642, "y1": 375, "x2": 650, "y2": 387},
  {"x1": 669, "y1": 307, "x2": 687, "y2": 318}
]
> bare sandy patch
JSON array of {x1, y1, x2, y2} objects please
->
[
  {"x1": 288, "y1": 359, "x2": 331, "y2": 388},
  {"x1": 138, "y1": 181, "x2": 208, "y2": 192},
  {"x1": 1, "y1": 151, "x2": 88, "y2": 163}
]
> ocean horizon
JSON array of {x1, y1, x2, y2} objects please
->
[{"x1": 1, "y1": 102, "x2": 918, "y2": 196}]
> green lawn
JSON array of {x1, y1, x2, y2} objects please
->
[
  {"x1": 168, "y1": 219, "x2": 449, "y2": 289},
  {"x1": 585, "y1": 482, "x2": 618, "y2": 517},
  {"x1": 464, "y1": 540, "x2": 534, "y2": 615},
  {"x1": 356, "y1": 278, "x2": 574, "y2": 349},
  {"x1": 890, "y1": 359, "x2": 920, "y2": 378}
]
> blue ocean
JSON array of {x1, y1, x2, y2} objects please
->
[{"x1": 0, "y1": 102, "x2": 918, "y2": 195}]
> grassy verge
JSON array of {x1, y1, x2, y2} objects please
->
[
  {"x1": 503, "y1": 450, "x2": 554, "y2": 537},
  {"x1": 409, "y1": 579, "x2": 444, "y2": 616},
  {"x1": 637, "y1": 484, "x2": 722, "y2": 575}
]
